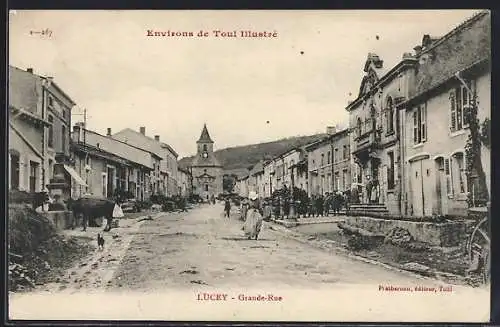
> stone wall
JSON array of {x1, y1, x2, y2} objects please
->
[{"x1": 346, "y1": 216, "x2": 471, "y2": 247}]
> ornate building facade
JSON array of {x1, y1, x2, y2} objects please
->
[{"x1": 190, "y1": 124, "x2": 223, "y2": 201}]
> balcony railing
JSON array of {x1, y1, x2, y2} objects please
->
[{"x1": 353, "y1": 129, "x2": 376, "y2": 153}]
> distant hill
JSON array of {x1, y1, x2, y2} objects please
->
[{"x1": 178, "y1": 133, "x2": 326, "y2": 177}]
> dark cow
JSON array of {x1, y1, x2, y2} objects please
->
[{"x1": 66, "y1": 197, "x2": 116, "y2": 232}]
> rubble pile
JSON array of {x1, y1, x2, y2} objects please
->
[
  {"x1": 384, "y1": 227, "x2": 428, "y2": 252},
  {"x1": 9, "y1": 262, "x2": 35, "y2": 291},
  {"x1": 8, "y1": 205, "x2": 92, "y2": 292},
  {"x1": 347, "y1": 234, "x2": 383, "y2": 251}
]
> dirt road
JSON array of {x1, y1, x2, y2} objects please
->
[
  {"x1": 9, "y1": 204, "x2": 490, "y2": 321},
  {"x1": 104, "y1": 203, "x2": 427, "y2": 291}
]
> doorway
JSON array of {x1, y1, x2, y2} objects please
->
[
  {"x1": 10, "y1": 154, "x2": 20, "y2": 190},
  {"x1": 107, "y1": 167, "x2": 115, "y2": 198},
  {"x1": 434, "y1": 157, "x2": 448, "y2": 215},
  {"x1": 29, "y1": 161, "x2": 39, "y2": 193},
  {"x1": 410, "y1": 158, "x2": 432, "y2": 217}
]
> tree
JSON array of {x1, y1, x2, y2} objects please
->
[
  {"x1": 464, "y1": 92, "x2": 490, "y2": 207},
  {"x1": 223, "y1": 175, "x2": 236, "y2": 193}
]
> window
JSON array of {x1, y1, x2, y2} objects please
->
[
  {"x1": 365, "y1": 118, "x2": 372, "y2": 133},
  {"x1": 413, "y1": 105, "x2": 427, "y2": 144},
  {"x1": 205, "y1": 184, "x2": 209, "y2": 191},
  {"x1": 449, "y1": 83, "x2": 473, "y2": 132},
  {"x1": 48, "y1": 96, "x2": 54, "y2": 108},
  {"x1": 102, "y1": 174, "x2": 107, "y2": 197},
  {"x1": 452, "y1": 153, "x2": 467, "y2": 194},
  {"x1": 48, "y1": 159, "x2": 53, "y2": 179},
  {"x1": 386, "y1": 97, "x2": 394, "y2": 133},
  {"x1": 10, "y1": 154, "x2": 20, "y2": 190},
  {"x1": 387, "y1": 151, "x2": 395, "y2": 190},
  {"x1": 357, "y1": 117, "x2": 362, "y2": 137},
  {"x1": 61, "y1": 125, "x2": 66, "y2": 153},
  {"x1": 334, "y1": 172, "x2": 340, "y2": 191},
  {"x1": 343, "y1": 145, "x2": 348, "y2": 160},
  {"x1": 342, "y1": 169, "x2": 347, "y2": 191},
  {"x1": 327, "y1": 151, "x2": 331, "y2": 164},
  {"x1": 334, "y1": 148, "x2": 338, "y2": 163},
  {"x1": 48, "y1": 115, "x2": 54, "y2": 148},
  {"x1": 203, "y1": 144, "x2": 207, "y2": 152},
  {"x1": 444, "y1": 158, "x2": 453, "y2": 196}
]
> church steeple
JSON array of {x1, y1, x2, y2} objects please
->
[{"x1": 197, "y1": 124, "x2": 214, "y2": 144}]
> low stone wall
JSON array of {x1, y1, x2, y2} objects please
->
[
  {"x1": 346, "y1": 216, "x2": 470, "y2": 247},
  {"x1": 42, "y1": 211, "x2": 74, "y2": 231}
]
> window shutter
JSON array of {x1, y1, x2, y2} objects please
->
[
  {"x1": 421, "y1": 105, "x2": 427, "y2": 142},
  {"x1": 449, "y1": 91, "x2": 456, "y2": 131},
  {"x1": 413, "y1": 111, "x2": 418, "y2": 144},
  {"x1": 456, "y1": 87, "x2": 463, "y2": 130},
  {"x1": 444, "y1": 158, "x2": 451, "y2": 195}
]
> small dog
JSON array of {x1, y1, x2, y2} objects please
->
[{"x1": 97, "y1": 233, "x2": 105, "y2": 250}]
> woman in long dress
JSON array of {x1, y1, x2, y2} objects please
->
[{"x1": 243, "y1": 192, "x2": 263, "y2": 240}]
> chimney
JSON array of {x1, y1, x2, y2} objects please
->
[
  {"x1": 413, "y1": 45, "x2": 422, "y2": 56},
  {"x1": 326, "y1": 126, "x2": 336, "y2": 135},
  {"x1": 140, "y1": 127, "x2": 146, "y2": 135},
  {"x1": 402, "y1": 52, "x2": 413, "y2": 60},
  {"x1": 106, "y1": 128, "x2": 112, "y2": 136},
  {"x1": 27, "y1": 68, "x2": 33, "y2": 73},
  {"x1": 154, "y1": 135, "x2": 160, "y2": 141},
  {"x1": 73, "y1": 125, "x2": 81, "y2": 143}
]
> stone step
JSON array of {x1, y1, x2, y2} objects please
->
[
  {"x1": 349, "y1": 204, "x2": 387, "y2": 208},
  {"x1": 349, "y1": 208, "x2": 389, "y2": 211}
]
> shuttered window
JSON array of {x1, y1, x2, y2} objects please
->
[
  {"x1": 413, "y1": 105, "x2": 427, "y2": 144},
  {"x1": 421, "y1": 104, "x2": 426, "y2": 142},
  {"x1": 445, "y1": 158, "x2": 453, "y2": 196},
  {"x1": 450, "y1": 91, "x2": 457, "y2": 131},
  {"x1": 450, "y1": 82, "x2": 474, "y2": 132},
  {"x1": 413, "y1": 111, "x2": 418, "y2": 143}
]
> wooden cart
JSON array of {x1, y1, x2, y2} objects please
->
[{"x1": 466, "y1": 205, "x2": 490, "y2": 284}]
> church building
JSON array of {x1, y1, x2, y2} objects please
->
[{"x1": 190, "y1": 124, "x2": 223, "y2": 200}]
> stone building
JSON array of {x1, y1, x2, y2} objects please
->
[
  {"x1": 306, "y1": 127, "x2": 350, "y2": 196},
  {"x1": 177, "y1": 167, "x2": 193, "y2": 197},
  {"x1": 398, "y1": 11, "x2": 491, "y2": 217},
  {"x1": 112, "y1": 127, "x2": 179, "y2": 196},
  {"x1": 189, "y1": 124, "x2": 223, "y2": 201},
  {"x1": 262, "y1": 160, "x2": 276, "y2": 198},
  {"x1": 71, "y1": 124, "x2": 157, "y2": 201},
  {"x1": 248, "y1": 161, "x2": 265, "y2": 198},
  {"x1": 272, "y1": 147, "x2": 308, "y2": 195},
  {"x1": 346, "y1": 50, "x2": 418, "y2": 216},
  {"x1": 8, "y1": 66, "x2": 81, "y2": 196}
]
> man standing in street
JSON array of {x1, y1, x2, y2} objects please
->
[{"x1": 224, "y1": 198, "x2": 231, "y2": 218}]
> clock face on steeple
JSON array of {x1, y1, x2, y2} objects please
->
[{"x1": 202, "y1": 152, "x2": 208, "y2": 158}]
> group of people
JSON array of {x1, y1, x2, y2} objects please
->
[
  {"x1": 224, "y1": 192, "x2": 263, "y2": 240},
  {"x1": 263, "y1": 191, "x2": 350, "y2": 220}
]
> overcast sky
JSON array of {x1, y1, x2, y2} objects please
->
[{"x1": 9, "y1": 10, "x2": 479, "y2": 158}]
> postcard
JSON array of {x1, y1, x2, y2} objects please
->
[{"x1": 7, "y1": 9, "x2": 491, "y2": 322}]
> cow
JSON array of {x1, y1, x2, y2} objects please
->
[{"x1": 66, "y1": 197, "x2": 116, "y2": 232}]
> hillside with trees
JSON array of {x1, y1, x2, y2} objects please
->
[{"x1": 178, "y1": 133, "x2": 327, "y2": 177}]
